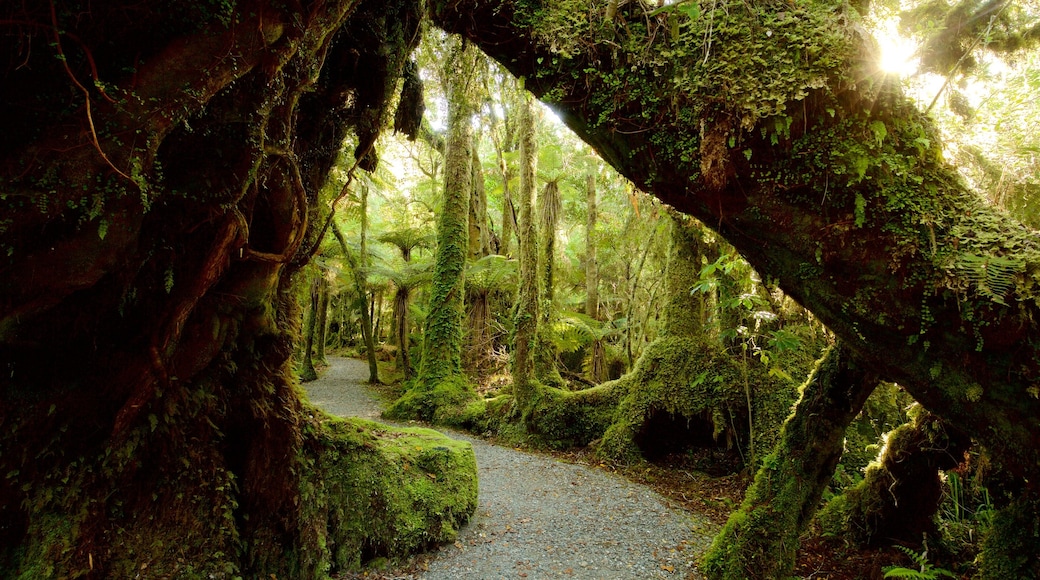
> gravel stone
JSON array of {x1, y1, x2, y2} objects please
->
[{"x1": 306, "y1": 357, "x2": 713, "y2": 579}]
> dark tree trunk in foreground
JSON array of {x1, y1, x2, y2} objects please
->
[
  {"x1": 433, "y1": 1, "x2": 1040, "y2": 573},
  {"x1": 0, "y1": 2, "x2": 477, "y2": 576}
]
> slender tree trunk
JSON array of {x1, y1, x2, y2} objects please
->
[
  {"x1": 623, "y1": 229, "x2": 654, "y2": 371},
  {"x1": 585, "y1": 172, "x2": 607, "y2": 382},
  {"x1": 300, "y1": 273, "x2": 321, "y2": 382},
  {"x1": 316, "y1": 273, "x2": 330, "y2": 364},
  {"x1": 498, "y1": 162, "x2": 517, "y2": 258},
  {"x1": 469, "y1": 145, "x2": 492, "y2": 260},
  {"x1": 512, "y1": 92, "x2": 539, "y2": 407},
  {"x1": 359, "y1": 182, "x2": 380, "y2": 383},
  {"x1": 331, "y1": 222, "x2": 379, "y2": 384},
  {"x1": 465, "y1": 143, "x2": 495, "y2": 373},
  {"x1": 534, "y1": 180, "x2": 564, "y2": 387},
  {"x1": 394, "y1": 286, "x2": 413, "y2": 379}
]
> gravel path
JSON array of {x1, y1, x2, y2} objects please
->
[{"x1": 305, "y1": 357, "x2": 714, "y2": 579}]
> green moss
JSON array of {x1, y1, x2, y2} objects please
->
[
  {"x1": 597, "y1": 336, "x2": 796, "y2": 465},
  {"x1": 975, "y1": 493, "x2": 1040, "y2": 579},
  {"x1": 384, "y1": 374, "x2": 480, "y2": 425},
  {"x1": 701, "y1": 344, "x2": 878, "y2": 580},
  {"x1": 301, "y1": 412, "x2": 478, "y2": 574}
]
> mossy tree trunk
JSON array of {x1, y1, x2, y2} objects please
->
[
  {"x1": 585, "y1": 171, "x2": 607, "y2": 383},
  {"x1": 535, "y1": 179, "x2": 565, "y2": 387},
  {"x1": 701, "y1": 343, "x2": 879, "y2": 579},
  {"x1": 598, "y1": 214, "x2": 785, "y2": 464},
  {"x1": 331, "y1": 221, "x2": 379, "y2": 384},
  {"x1": 434, "y1": 2, "x2": 1040, "y2": 572},
  {"x1": 387, "y1": 37, "x2": 480, "y2": 422},
  {"x1": 512, "y1": 92, "x2": 540, "y2": 408},
  {"x1": 358, "y1": 181, "x2": 380, "y2": 383},
  {"x1": 466, "y1": 144, "x2": 496, "y2": 374},
  {"x1": 316, "y1": 273, "x2": 331, "y2": 364},
  {"x1": 0, "y1": 1, "x2": 479, "y2": 577}
]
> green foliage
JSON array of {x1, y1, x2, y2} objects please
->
[{"x1": 882, "y1": 545, "x2": 956, "y2": 579}]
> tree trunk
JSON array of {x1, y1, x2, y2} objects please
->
[
  {"x1": 300, "y1": 273, "x2": 322, "y2": 382},
  {"x1": 702, "y1": 343, "x2": 879, "y2": 579},
  {"x1": 434, "y1": 2, "x2": 1040, "y2": 571},
  {"x1": 394, "y1": 286, "x2": 413, "y2": 379},
  {"x1": 465, "y1": 145, "x2": 495, "y2": 373},
  {"x1": 535, "y1": 180, "x2": 565, "y2": 387},
  {"x1": 331, "y1": 222, "x2": 379, "y2": 384},
  {"x1": 512, "y1": 92, "x2": 540, "y2": 408},
  {"x1": 469, "y1": 145, "x2": 492, "y2": 260},
  {"x1": 387, "y1": 37, "x2": 479, "y2": 422},
  {"x1": 1, "y1": 1, "x2": 477, "y2": 576},
  {"x1": 316, "y1": 273, "x2": 331, "y2": 364},
  {"x1": 585, "y1": 173, "x2": 607, "y2": 383},
  {"x1": 821, "y1": 408, "x2": 972, "y2": 547},
  {"x1": 359, "y1": 182, "x2": 380, "y2": 383}
]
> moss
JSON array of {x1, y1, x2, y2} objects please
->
[
  {"x1": 384, "y1": 375, "x2": 480, "y2": 425},
  {"x1": 519, "y1": 381, "x2": 625, "y2": 448},
  {"x1": 816, "y1": 408, "x2": 971, "y2": 547},
  {"x1": 597, "y1": 336, "x2": 795, "y2": 465},
  {"x1": 302, "y1": 413, "x2": 478, "y2": 574},
  {"x1": 976, "y1": 492, "x2": 1040, "y2": 579},
  {"x1": 701, "y1": 343, "x2": 878, "y2": 580}
]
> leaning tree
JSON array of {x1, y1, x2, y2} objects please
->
[
  {"x1": 0, "y1": 1, "x2": 478, "y2": 578},
  {"x1": 430, "y1": 0, "x2": 1040, "y2": 576}
]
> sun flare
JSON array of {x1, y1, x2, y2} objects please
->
[{"x1": 877, "y1": 21, "x2": 920, "y2": 77}]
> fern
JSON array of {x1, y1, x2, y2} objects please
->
[
  {"x1": 882, "y1": 546, "x2": 956, "y2": 579},
  {"x1": 953, "y1": 253, "x2": 1023, "y2": 306}
]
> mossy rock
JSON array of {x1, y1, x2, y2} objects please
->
[{"x1": 302, "y1": 414, "x2": 478, "y2": 573}]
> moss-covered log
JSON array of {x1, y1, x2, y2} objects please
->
[
  {"x1": 0, "y1": 1, "x2": 478, "y2": 576},
  {"x1": 701, "y1": 343, "x2": 879, "y2": 579},
  {"x1": 432, "y1": 2, "x2": 1040, "y2": 567}
]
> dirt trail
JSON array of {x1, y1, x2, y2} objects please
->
[{"x1": 305, "y1": 357, "x2": 713, "y2": 579}]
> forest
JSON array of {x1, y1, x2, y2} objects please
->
[{"x1": 1, "y1": 0, "x2": 1038, "y2": 578}]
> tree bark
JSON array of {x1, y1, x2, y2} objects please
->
[
  {"x1": 585, "y1": 172, "x2": 607, "y2": 383},
  {"x1": 512, "y1": 93, "x2": 540, "y2": 407},
  {"x1": 1, "y1": 1, "x2": 478, "y2": 576},
  {"x1": 316, "y1": 273, "x2": 330, "y2": 364},
  {"x1": 535, "y1": 180, "x2": 565, "y2": 387},
  {"x1": 301, "y1": 272, "x2": 322, "y2": 382},
  {"x1": 359, "y1": 181, "x2": 380, "y2": 383}
]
